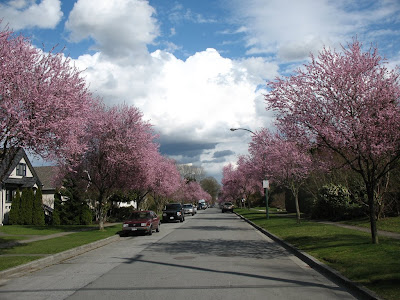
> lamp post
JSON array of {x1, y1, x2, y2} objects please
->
[{"x1": 230, "y1": 127, "x2": 269, "y2": 219}]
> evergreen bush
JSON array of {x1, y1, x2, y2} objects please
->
[
  {"x1": 8, "y1": 189, "x2": 21, "y2": 225},
  {"x1": 33, "y1": 188, "x2": 45, "y2": 225}
]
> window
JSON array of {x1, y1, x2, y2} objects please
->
[
  {"x1": 5, "y1": 190, "x2": 14, "y2": 203},
  {"x1": 16, "y1": 163, "x2": 26, "y2": 176}
]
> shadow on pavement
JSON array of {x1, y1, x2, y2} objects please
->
[{"x1": 147, "y1": 238, "x2": 286, "y2": 259}]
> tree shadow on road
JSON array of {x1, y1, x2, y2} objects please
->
[{"x1": 147, "y1": 238, "x2": 286, "y2": 259}]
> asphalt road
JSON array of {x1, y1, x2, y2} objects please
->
[{"x1": 0, "y1": 208, "x2": 358, "y2": 300}]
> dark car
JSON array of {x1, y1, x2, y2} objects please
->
[
  {"x1": 222, "y1": 202, "x2": 234, "y2": 213},
  {"x1": 121, "y1": 210, "x2": 160, "y2": 236},
  {"x1": 162, "y1": 203, "x2": 185, "y2": 222}
]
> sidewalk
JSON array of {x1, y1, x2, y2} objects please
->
[{"x1": 317, "y1": 221, "x2": 400, "y2": 240}]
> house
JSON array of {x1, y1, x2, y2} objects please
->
[
  {"x1": 0, "y1": 148, "x2": 42, "y2": 225},
  {"x1": 34, "y1": 166, "x2": 60, "y2": 218}
]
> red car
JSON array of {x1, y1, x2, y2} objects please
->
[{"x1": 121, "y1": 210, "x2": 160, "y2": 236}]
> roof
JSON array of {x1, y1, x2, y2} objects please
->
[
  {"x1": 0, "y1": 147, "x2": 42, "y2": 188},
  {"x1": 34, "y1": 166, "x2": 59, "y2": 191}
]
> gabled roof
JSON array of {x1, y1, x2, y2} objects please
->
[
  {"x1": 34, "y1": 166, "x2": 59, "y2": 191},
  {"x1": 0, "y1": 147, "x2": 42, "y2": 188}
]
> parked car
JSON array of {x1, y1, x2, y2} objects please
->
[
  {"x1": 121, "y1": 210, "x2": 160, "y2": 236},
  {"x1": 162, "y1": 203, "x2": 185, "y2": 222},
  {"x1": 222, "y1": 202, "x2": 234, "y2": 213},
  {"x1": 183, "y1": 203, "x2": 195, "y2": 216}
]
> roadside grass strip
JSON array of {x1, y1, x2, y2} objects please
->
[
  {"x1": 0, "y1": 225, "x2": 103, "y2": 236},
  {"x1": 0, "y1": 225, "x2": 121, "y2": 271},
  {"x1": 236, "y1": 209, "x2": 400, "y2": 300}
]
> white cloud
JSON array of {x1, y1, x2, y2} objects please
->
[
  {"x1": 0, "y1": 0, "x2": 62, "y2": 30},
  {"x1": 65, "y1": 0, "x2": 159, "y2": 64},
  {"x1": 74, "y1": 47, "x2": 278, "y2": 177},
  {"x1": 230, "y1": 0, "x2": 400, "y2": 62}
]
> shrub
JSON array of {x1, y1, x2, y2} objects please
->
[
  {"x1": 312, "y1": 184, "x2": 362, "y2": 220},
  {"x1": 8, "y1": 189, "x2": 21, "y2": 225}
]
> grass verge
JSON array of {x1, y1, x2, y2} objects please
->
[
  {"x1": 0, "y1": 225, "x2": 121, "y2": 271},
  {"x1": 236, "y1": 208, "x2": 400, "y2": 300},
  {"x1": 0, "y1": 225, "x2": 102, "y2": 235}
]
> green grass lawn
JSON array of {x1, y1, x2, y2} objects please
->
[
  {"x1": 236, "y1": 208, "x2": 400, "y2": 300},
  {"x1": 0, "y1": 224, "x2": 102, "y2": 235},
  {"x1": 0, "y1": 225, "x2": 121, "y2": 272}
]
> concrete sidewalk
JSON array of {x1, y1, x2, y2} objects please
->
[{"x1": 317, "y1": 221, "x2": 400, "y2": 240}]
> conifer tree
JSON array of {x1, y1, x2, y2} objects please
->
[
  {"x1": 21, "y1": 188, "x2": 34, "y2": 225},
  {"x1": 8, "y1": 189, "x2": 21, "y2": 225},
  {"x1": 33, "y1": 188, "x2": 45, "y2": 225}
]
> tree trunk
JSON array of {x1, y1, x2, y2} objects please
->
[
  {"x1": 290, "y1": 183, "x2": 301, "y2": 223},
  {"x1": 367, "y1": 185, "x2": 379, "y2": 244},
  {"x1": 294, "y1": 192, "x2": 301, "y2": 223},
  {"x1": 98, "y1": 193, "x2": 105, "y2": 231}
]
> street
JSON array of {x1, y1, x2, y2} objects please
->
[{"x1": 0, "y1": 208, "x2": 357, "y2": 300}]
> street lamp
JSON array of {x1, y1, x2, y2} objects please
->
[
  {"x1": 230, "y1": 128, "x2": 255, "y2": 135},
  {"x1": 230, "y1": 127, "x2": 269, "y2": 219}
]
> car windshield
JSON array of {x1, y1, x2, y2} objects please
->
[
  {"x1": 225, "y1": 202, "x2": 232, "y2": 205},
  {"x1": 128, "y1": 212, "x2": 151, "y2": 219},
  {"x1": 165, "y1": 204, "x2": 181, "y2": 210},
  {"x1": 183, "y1": 204, "x2": 192, "y2": 208}
]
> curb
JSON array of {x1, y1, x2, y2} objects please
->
[
  {"x1": 235, "y1": 213, "x2": 383, "y2": 300},
  {"x1": 0, "y1": 235, "x2": 120, "y2": 279}
]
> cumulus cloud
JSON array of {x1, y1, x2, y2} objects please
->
[
  {"x1": 0, "y1": 0, "x2": 63, "y2": 30},
  {"x1": 65, "y1": 0, "x2": 280, "y2": 180},
  {"x1": 65, "y1": 0, "x2": 159, "y2": 64},
  {"x1": 74, "y1": 46, "x2": 277, "y2": 179}
]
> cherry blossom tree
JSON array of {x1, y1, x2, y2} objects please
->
[
  {"x1": 265, "y1": 40, "x2": 400, "y2": 243},
  {"x1": 0, "y1": 24, "x2": 92, "y2": 170},
  {"x1": 221, "y1": 164, "x2": 242, "y2": 205},
  {"x1": 236, "y1": 155, "x2": 263, "y2": 209},
  {"x1": 70, "y1": 103, "x2": 159, "y2": 230},
  {"x1": 249, "y1": 128, "x2": 314, "y2": 222},
  {"x1": 221, "y1": 159, "x2": 262, "y2": 208},
  {"x1": 150, "y1": 155, "x2": 181, "y2": 211}
]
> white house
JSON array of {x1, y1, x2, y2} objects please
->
[{"x1": 0, "y1": 148, "x2": 42, "y2": 225}]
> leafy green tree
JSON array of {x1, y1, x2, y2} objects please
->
[
  {"x1": 200, "y1": 177, "x2": 221, "y2": 203},
  {"x1": 52, "y1": 192, "x2": 61, "y2": 225},
  {"x1": 8, "y1": 189, "x2": 21, "y2": 225},
  {"x1": 32, "y1": 188, "x2": 45, "y2": 225}
]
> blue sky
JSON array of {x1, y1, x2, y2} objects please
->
[{"x1": 1, "y1": 0, "x2": 399, "y2": 181}]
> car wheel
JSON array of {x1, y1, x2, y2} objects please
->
[
  {"x1": 156, "y1": 223, "x2": 160, "y2": 232},
  {"x1": 148, "y1": 226, "x2": 153, "y2": 235}
]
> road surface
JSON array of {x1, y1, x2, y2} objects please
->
[{"x1": 0, "y1": 208, "x2": 358, "y2": 300}]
